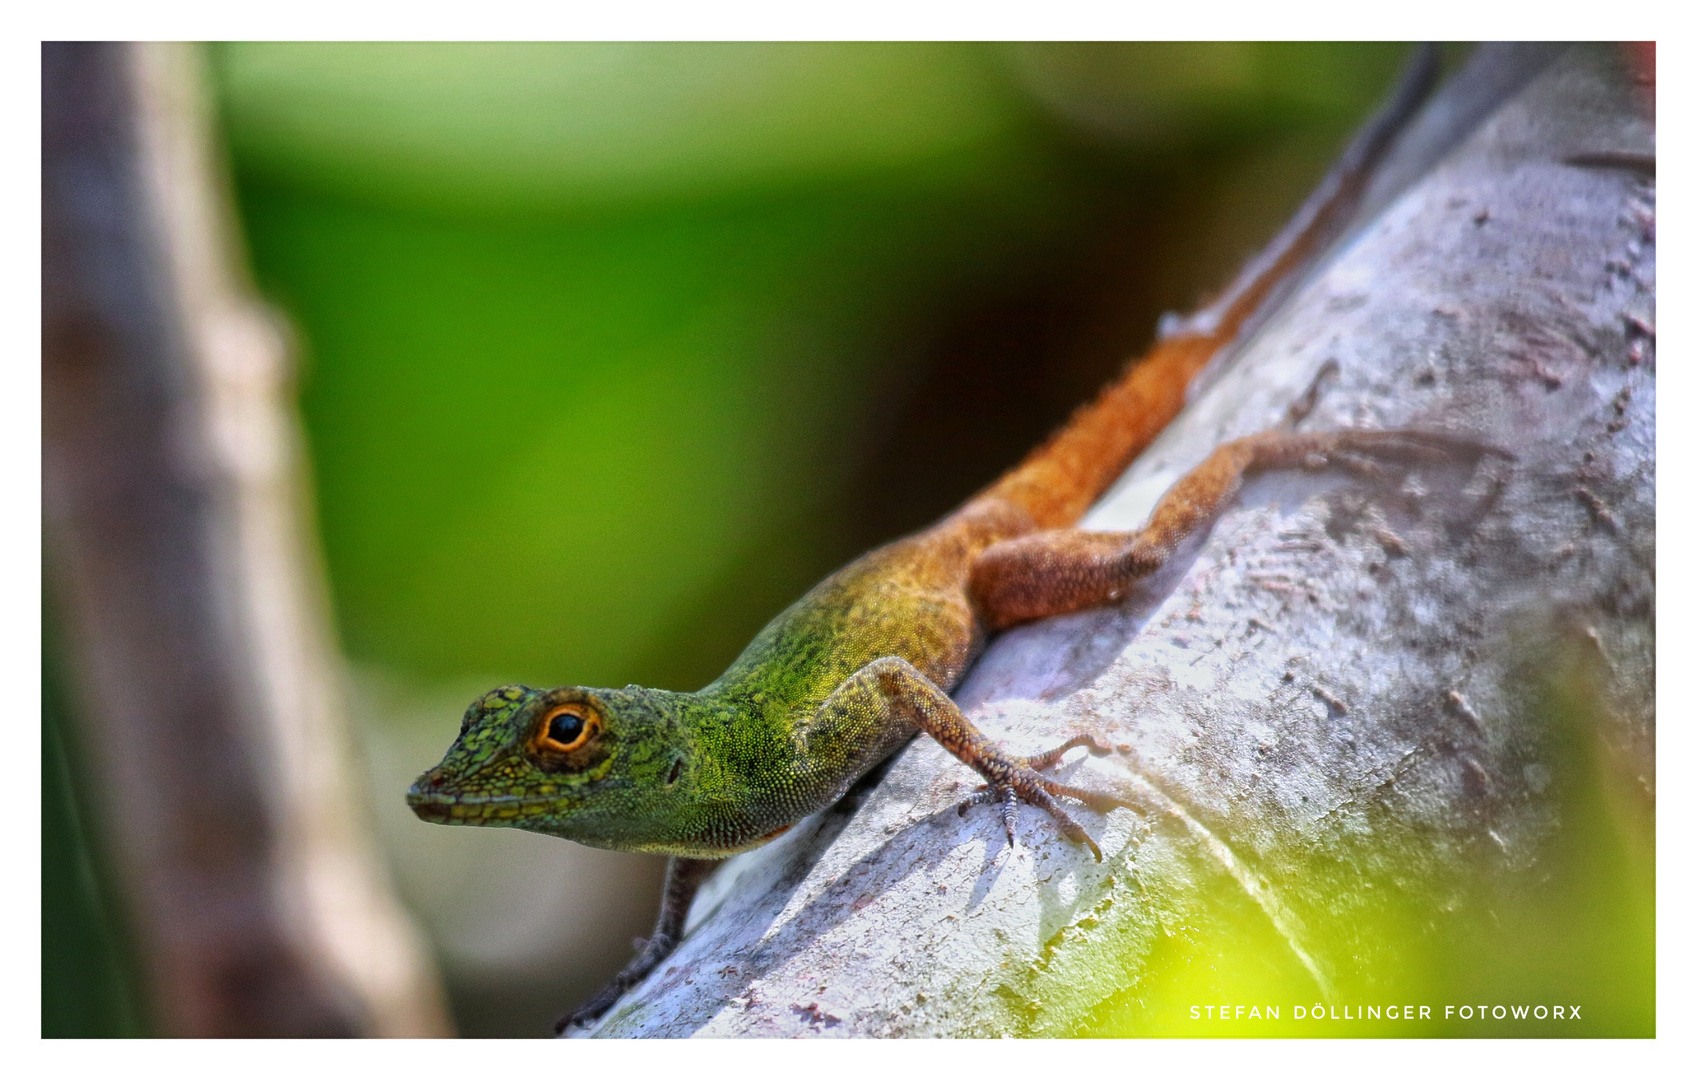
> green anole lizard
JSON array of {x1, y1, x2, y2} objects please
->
[{"x1": 409, "y1": 46, "x2": 1462, "y2": 1033}]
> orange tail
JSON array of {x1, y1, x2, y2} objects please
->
[{"x1": 980, "y1": 44, "x2": 1441, "y2": 530}]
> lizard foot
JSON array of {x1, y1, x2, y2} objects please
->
[
  {"x1": 554, "y1": 930, "x2": 677, "y2": 1033},
  {"x1": 954, "y1": 734, "x2": 1128, "y2": 861}
]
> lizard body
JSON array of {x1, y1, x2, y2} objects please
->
[{"x1": 408, "y1": 47, "x2": 1446, "y2": 1030}]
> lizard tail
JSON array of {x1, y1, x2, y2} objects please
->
[{"x1": 978, "y1": 44, "x2": 1441, "y2": 530}]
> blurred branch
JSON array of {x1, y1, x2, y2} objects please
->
[
  {"x1": 583, "y1": 43, "x2": 1653, "y2": 1036},
  {"x1": 42, "y1": 42, "x2": 449, "y2": 1037}
]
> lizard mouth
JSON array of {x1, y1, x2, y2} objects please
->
[{"x1": 406, "y1": 777, "x2": 551, "y2": 825}]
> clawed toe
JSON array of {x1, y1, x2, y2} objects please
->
[
  {"x1": 1029, "y1": 791, "x2": 1102, "y2": 861},
  {"x1": 1018, "y1": 733, "x2": 1113, "y2": 772},
  {"x1": 955, "y1": 786, "x2": 995, "y2": 816},
  {"x1": 1338, "y1": 429, "x2": 1510, "y2": 466},
  {"x1": 554, "y1": 1007, "x2": 589, "y2": 1035},
  {"x1": 956, "y1": 766, "x2": 1121, "y2": 862},
  {"x1": 1042, "y1": 778, "x2": 1135, "y2": 816}
]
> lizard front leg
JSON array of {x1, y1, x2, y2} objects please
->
[
  {"x1": 971, "y1": 427, "x2": 1504, "y2": 629},
  {"x1": 556, "y1": 855, "x2": 717, "y2": 1033},
  {"x1": 822, "y1": 656, "x2": 1132, "y2": 861}
]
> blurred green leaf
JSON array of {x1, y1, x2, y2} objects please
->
[
  {"x1": 1078, "y1": 655, "x2": 1654, "y2": 1037},
  {"x1": 215, "y1": 43, "x2": 1025, "y2": 214}
]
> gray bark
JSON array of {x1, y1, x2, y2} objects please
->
[
  {"x1": 43, "y1": 42, "x2": 450, "y2": 1037},
  {"x1": 580, "y1": 44, "x2": 1654, "y2": 1037}
]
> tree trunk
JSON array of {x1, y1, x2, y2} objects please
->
[
  {"x1": 580, "y1": 43, "x2": 1654, "y2": 1037},
  {"x1": 43, "y1": 42, "x2": 451, "y2": 1037}
]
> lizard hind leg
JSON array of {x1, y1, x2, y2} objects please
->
[
  {"x1": 842, "y1": 656, "x2": 1132, "y2": 862},
  {"x1": 972, "y1": 426, "x2": 1505, "y2": 630}
]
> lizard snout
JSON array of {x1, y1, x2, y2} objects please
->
[{"x1": 406, "y1": 770, "x2": 457, "y2": 821}]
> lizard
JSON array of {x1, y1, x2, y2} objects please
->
[{"x1": 407, "y1": 45, "x2": 1458, "y2": 1034}]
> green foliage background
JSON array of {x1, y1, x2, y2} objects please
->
[{"x1": 217, "y1": 42, "x2": 1408, "y2": 693}]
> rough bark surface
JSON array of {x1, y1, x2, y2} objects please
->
[
  {"x1": 42, "y1": 42, "x2": 450, "y2": 1037},
  {"x1": 580, "y1": 44, "x2": 1654, "y2": 1038}
]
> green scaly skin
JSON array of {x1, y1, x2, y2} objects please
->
[{"x1": 407, "y1": 500, "x2": 1026, "y2": 856}]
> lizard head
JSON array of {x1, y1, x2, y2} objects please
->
[{"x1": 406, "y1": 681, "x2": 706, "y2": 855}]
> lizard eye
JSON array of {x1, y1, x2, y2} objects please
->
[{"x1": 538, "y1": 705, "x2": 594, "y2": 753}]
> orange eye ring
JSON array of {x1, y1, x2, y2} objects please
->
[{"x1": 537, "y1": 704, "x2": 595, "y2": 753}]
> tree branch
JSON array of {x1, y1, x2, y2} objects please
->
[{"x1": 43, "y1": 42, "x2": 450, "y2": 1037}]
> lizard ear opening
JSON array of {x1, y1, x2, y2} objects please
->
[{"x1": 537, "y1": 704, "x2": 597, "y2": 754}]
